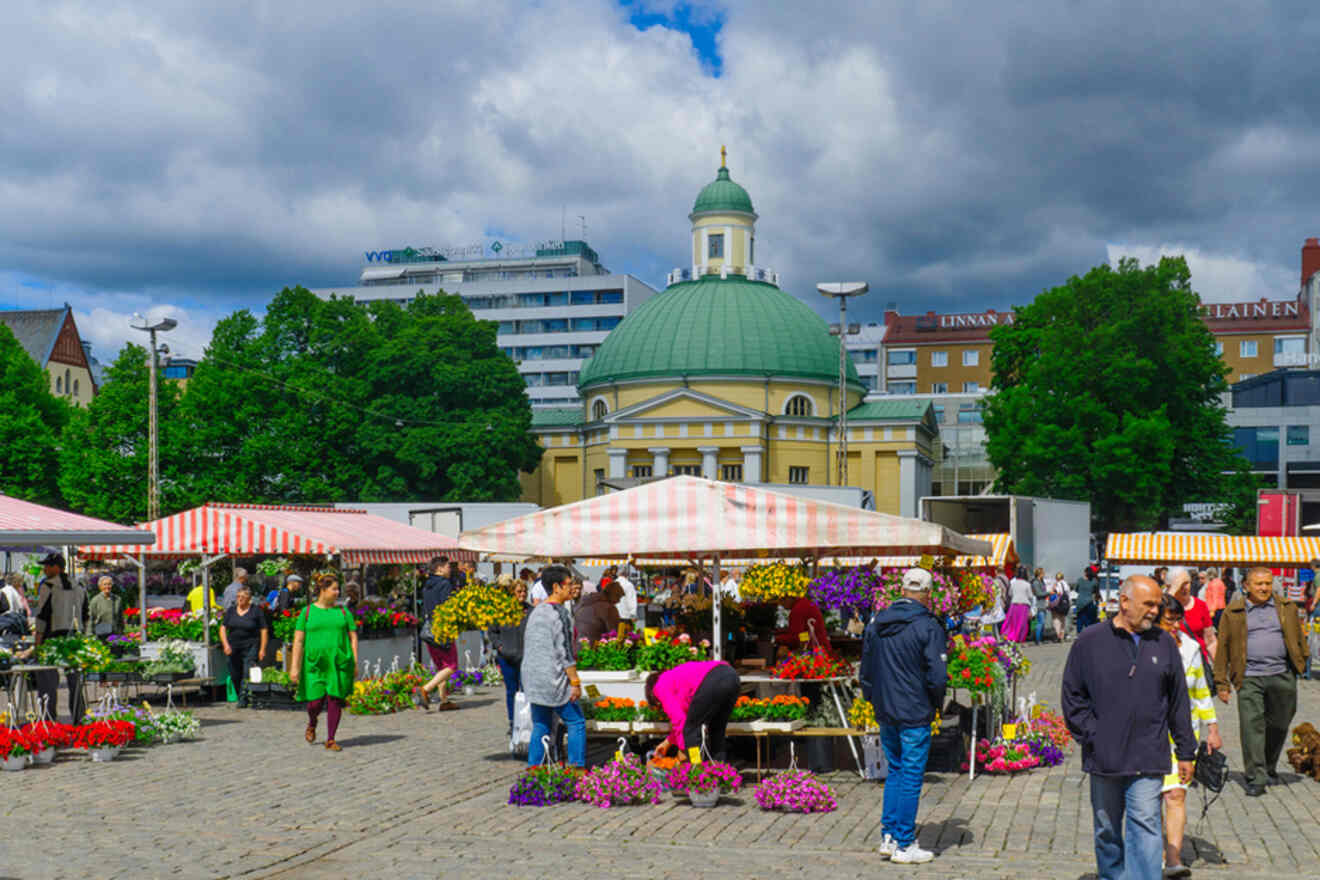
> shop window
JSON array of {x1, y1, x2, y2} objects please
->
[
  {"x1": 788, "y1": 466, "x2": 810, "y2": 484},
  {"x1": 1288, "y1": 425, "x2": 1309, "y2": 446}
]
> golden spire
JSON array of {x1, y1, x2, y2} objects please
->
[{"x1": 720, "y1": 144, "x2": 727, "y2": 168}]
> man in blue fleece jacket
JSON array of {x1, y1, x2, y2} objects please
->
[{"x1": 1062, "y1": 575, "x2": 1196, "y2": 880}]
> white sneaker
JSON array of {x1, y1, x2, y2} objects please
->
[
  {"x1": 891, "y1": 844, "x2": 935, "y2": 864},
  {"x1": 878, "y1": 835, "x2": 897, "y2": 859}
]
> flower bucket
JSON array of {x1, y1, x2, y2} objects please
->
[
  {"x1": 33, "y1": 747, "x2": 56, "y2": 765},
  {"x1": 90, "y1": 747, "x2": 116, "y2": 762},
  {"x1": 688, "y1": 788, "x2": 720, "y2": 808},
  {"x1": 161, "y1": 733, "x2": 178, "y2": 745},
  {"x1": 1, "y1": 755, "x2": 26, "y2": 771},
  {"x1": 463, "y1": 686, "x2": 475, "y2": 697},
  {"x1": 594, "y1": 721, "x2": 631, "y2": 733}
]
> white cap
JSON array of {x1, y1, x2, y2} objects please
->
[{"x1": 902, "y1": 568, "x2": 933, "y2": 592}]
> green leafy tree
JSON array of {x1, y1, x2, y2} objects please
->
[
  {"x1": 178, "y1": 287, "x2": 541, "y2": 505},
  {"x1": 57, "y1": 343, "x2": 186, "y2": 521},
  {"x1": 983, "y1": 256, "x2": 1247, "y2": 531},
  {"x1": 0, "y1": 324, "x2": 69, "y2": 505}
]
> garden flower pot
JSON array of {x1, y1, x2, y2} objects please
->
[
  {"x1": 725, "y1": 722, "x2": 756, "y2": 734},
  {"x1": 593, "y1": 721, "x2": 631, "y2": 733},
  {"x1": 463, "y1": 686, "x2": 475, "y2": 697},
  {"x1": 750, "y1": 720, "x2": 806, "y2": 732},
  {"x1": 631, "y1": 721, "x2": 670, "y2": 735},
  {"x1": 33, "y1": 747, "x2": 56, "y2": 765},
  {"x1": 90, "y1": 748, "x2": 116, "y2": 762},
  {"x1": 688, "y1": 788, "x2": 720, "y2": 808},
  {"x1": 2, "y1": 755, "x2": 26, "y2": 771}
]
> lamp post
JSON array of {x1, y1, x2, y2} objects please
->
[
  {"x1": 818, "y1": 283, "x2": 868, "y2": 486},
  {"x1": 129, "y1": 315, "x2": 177, "y2": 520}
]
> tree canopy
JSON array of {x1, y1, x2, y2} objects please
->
[
  {"x1": 982, "y1": 256, "x2": 1246, "y2": 531},
  {"x1": 0, "y1": 324, "x2": 69, "y2": 505}
]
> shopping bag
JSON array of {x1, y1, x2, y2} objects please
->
[
  {"x1": 510, "y1": 691, "x2": 532, "y2": 755},
  {"x1": 861, "y1": 735, "x2": 888, "y2": 780}
]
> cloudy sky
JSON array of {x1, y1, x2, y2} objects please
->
[{"x1": 3, "y1": 0, "x2": 1319, "y2": 361}]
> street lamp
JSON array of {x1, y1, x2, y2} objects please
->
[
  {"x1": 818, "y1": 283, "x2": 868, "y2": 486},
  {"x1": 129, "y1": 314, "x2": 177, "y2": 520}
]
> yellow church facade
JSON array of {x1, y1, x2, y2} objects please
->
[{"x1": 520, "y1": 156, "x2": 936, "y2": 517}]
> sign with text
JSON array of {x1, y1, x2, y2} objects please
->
[{"x1": 1201, "y1": 300, "x2": 1300, "y2": 320}]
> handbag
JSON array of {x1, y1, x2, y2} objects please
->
[{"x1": 1192, "y1": 739, "x2": 1229, "y2": 820}]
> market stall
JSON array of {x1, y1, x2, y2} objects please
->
[
  {"x1": 1105, "y1": 531, "x2": 1320, "y2": 566},
  {"x1": 78, "y1": 503, "x2": 476, "y2": 675}
]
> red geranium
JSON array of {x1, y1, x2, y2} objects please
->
[
  {"x1": 0, "y1": 728, "x2": 34, "y2": 757},
  {"x1": 74, "y1": 720, "x2": 135, "y2": 749}
]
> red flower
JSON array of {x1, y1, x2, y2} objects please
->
[{"x1": 961, "y1": 669, "x2": 972, "y2": 679}]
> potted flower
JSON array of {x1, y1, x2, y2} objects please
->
[
  {"x1": 21, "y1": 722, "x2": 68, "y2": 764},
  {"x1": 155, "y1": 710, "x2": 201, "y2": 743},
  {"x1": 583, "y1": 697, "x2": 635, "y2": 733},
  {"x1": 0, "y1": 728, "x2": 33, "y2": 771},
  {"x1": 576, "y1": 635, "x2": 640, "y2": 681},
  {"x1": 665, "y1": 760, "x2": 742, "y2": 807},
  {"x1": 574, "y1": 753, "x2": 663, "y2": 808},
  {"x1": 76, "y1": 719, "x2": 135, "y2": 761},
  {"x1": 508, "y1": 764, "x2": 580, "y2": 806},
  {"x1": 727, "y1": 695, "x2": 763, "y2": 733},
  {"x1": 632, "y1": 701, "x2": 669, "y2": 734},
  {"x1": 753, "y1": 694, "x2": 810, "y2": 732},
  {"x1": 753, "y1": 769, "x2": 838, "y2": 813},
  {"x1": 770, "y1": 649, "x2": 852, "y2": 681},
  {"x1": 452, "y1": 668, "x2": 483, "y2": 696}
]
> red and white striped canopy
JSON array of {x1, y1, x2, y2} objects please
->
[
  {"x1": 1106, "y1": 532, "x2": 1320, "y2": 566},
  {"x1": 459, "y1": 476, "x2": 991, "y2": 561},
  {"x1": 79, "y1": 502, "x2": 473, "y2": 564},
  {"x1": 0, "y1": 494, "x2": 154, "y2": 546}
]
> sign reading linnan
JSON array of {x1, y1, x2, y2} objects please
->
[
  {"x1": 936, "y1": 311, "x2": 1015, "y2": 329},
  {"x1": 1201, "y1": 300, "x2": 1300, "y2": 320}
]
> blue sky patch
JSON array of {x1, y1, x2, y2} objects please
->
[{"x1": 623, "y1": 2, "x2": 724, "y2": 76}]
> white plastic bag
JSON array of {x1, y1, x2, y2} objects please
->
[
  {"x1": 510, "y1": 691, "x2": 532, "y2": 755},
  {"x1": 861, "y1": 734, "x2": 888, "y2": 781}
]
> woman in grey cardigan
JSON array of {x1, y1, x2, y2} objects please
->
[{"x1": 520, "y1": 564, "x2": 585, "y2": 767}]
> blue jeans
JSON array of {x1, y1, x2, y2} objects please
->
[
  {"x1": 879, "y1": 724, "x2": 932, "y2": 848},
  {"x1": 1034, "y1": 609, "x2": 1047, "y2": 644},
  {"x1": 495, "y1": 654, "x2": 521, "y2": 724},
  {"x1": 528, "y1": 699, "x2": 586, "y2": 768},
  {"x1": 1089, "y1": 775, "x2": 1163, "y2": 880},
  {"x1": 1076, "y1": 603, "x2": 1098, "y2": 634}
]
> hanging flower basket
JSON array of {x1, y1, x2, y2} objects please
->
[
  {"x1": 1, "y1": 755, "x2": 26, "y2": 772},
  {"x1": 90, "y1": 747, "x2": 117, "y2": 762},
  {"x1": 33, "y1": 746, "x2": 56, "y2": 765}
]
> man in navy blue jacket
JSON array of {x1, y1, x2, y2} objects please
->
[
  {"x1": 1062, "y1": 575, "x2": 1196, "y2": 880},
  {"x1": 860, "y1": 567, "x2": 947, "y2": 865}
]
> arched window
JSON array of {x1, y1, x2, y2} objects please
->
[
  {"x1": 65, "y1": 369, "x2": 71, "y2": 394},
  {"x1": 592, "y1": 399, "x2": 608, "y2": 421},
  {"x1": 784, "y1": 394, "x2": 813, "y2": 417},
  {"x1": 73, "y1": 379, "x2": 79, "y2": 396},
  {"x1": 55, "y1": 375, "x2": 62, "y2": 393}
]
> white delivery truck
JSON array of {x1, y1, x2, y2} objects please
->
[{"x1": 918, "y1": 494, "x2": 1092, "y2": 580}]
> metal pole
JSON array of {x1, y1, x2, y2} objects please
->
[
  {"x1": 138, "y1": 552, "x2": 146, "y2": 638},
  {"x1": 147, "y1": 328, "x2": 159, "y2": 521},
  {"x1": 712, "y1": 552, "x2": 722, "y2": 661},
  {"x1": 838, "y1": 296, "x2": 848, "y2": 486}
]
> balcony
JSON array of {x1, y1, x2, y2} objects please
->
[
  {"x1": 886, "y1": 364, "x2": 917, "y2": 379},
  {"x1": 1274, "y1": 350, "x2": 1309, "y2": 368}
]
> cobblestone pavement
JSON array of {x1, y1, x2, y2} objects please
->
[{"x1": 4, "y1": 642, "x2": 1320, "y2": 879}]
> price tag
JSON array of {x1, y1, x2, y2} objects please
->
[
  {"x1": 798, "y1": 631, "x2": 809, "y2": 644},
  {"x1": 585, "y1": 684, "x2": 601, "y2": 699},
  {"x1": 688, "y1": 746, "x2": 702, "y2": 765},
  {"x1": 614, "y1": 750, "x2": 624, "y2": 762}
]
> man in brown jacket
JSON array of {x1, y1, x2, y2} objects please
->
[{"x1": 1213, "y1": 567, "x2": 1307, "y2": 796}]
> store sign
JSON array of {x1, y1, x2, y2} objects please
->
[
  {"x1": 1201, "y1": 300, "x2": 1300, "y2": 320},
  {"x1": 919, "y1": 311, "x2": 1015, "y2": 330},
  {"x1": 365, "y1": 239, "x2": 572, "y2": 263}
]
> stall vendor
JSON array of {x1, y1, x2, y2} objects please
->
[
  {"x1": 646, "y1": 660, "x2": 740, "y2": 762},
  {"x1": 774, "y1": 595, "x2": 833, "y2": 655}
]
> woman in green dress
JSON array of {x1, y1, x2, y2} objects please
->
[{"x1": 290, "y1": 574, "x2": 359, "y2": 751}]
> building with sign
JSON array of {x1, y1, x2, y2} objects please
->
[
  {"x1": 521, "y1": 156, "x2": 937, "y2": 516},
  {"x1": 0, "y1": 304, "x2": 99, "y2": 406},
  {"x1": 312, "y1": 240, "x2": 658, "y2": 408}
]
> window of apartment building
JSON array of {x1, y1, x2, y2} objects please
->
[
  {"x1": 1288, "y1": 425, "x2": 1310, "y2": 446},
  {"x1": 1240, "y1": 340, "x2": 1258, "y2": 358},
  {"x1": 957, "y1": 403, "x2": 983, "y2": 423},
  {"x1": 932, "y1": 405, "x2": 945, "y2": 424},
  {"x1": 887, "y1": 349, "x2": 916, "y2": 365},
  {"x1": 592, "y1": 400, "x2": 608, "y2": 420},
  {"x1": 850, "y1": 349, "x2": 878, "y2": 363},
  {"x1": 1276, "y1": 336, "x2": 1306, "y2": 356},
  {"x1": 1214, "y1": 341, "x2": 1224, "y2": 356},
  {"x1": 788, "y1": 466, "x2": 810, "y2": 484},
  {"x1": 931, "y1": 382, "x2": 948, "y2": 394},
  {"x1": 930, "y1": 351, "x2": 948, "y2": 367},
  {"x1": 861, "y1": 376, "x2": 877, "y2": 390},
  {"x1": 889, "y1": 381, "x2": 917, "y2": 394},
  {"x1": 784, "y1": 394, "x2": 814, "y2": 417},
  {"x1": 673, "y1": 465, "x2": 702, "y2": 476},
  {"x1": 962, "y1": 349, "x2": 980, "y2": 367},
  {"x1": 708, "y1": 233, "x2": 724, "y2": 258},
  {"x1": 962, "y1": 381, "x2": 979, "y2": 393},
  {"x1": 721, "y1": 464, "x2": 743, "y2": 481},
  {"x1": 632, "y1": 465, "x2": 653, "y2": 478}
]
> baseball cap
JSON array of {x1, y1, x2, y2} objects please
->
[
  {"x1": 902, "y1": 568, "x2": 933, "y2": 591},
  {"x1": 286, "y1": 574, "x2": 304, "y2": 583}
]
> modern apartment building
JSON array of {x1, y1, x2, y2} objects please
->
[{"x1": 312, "y1": 240, "x2": 658, "y2": 407}]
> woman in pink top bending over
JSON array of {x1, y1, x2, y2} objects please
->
[{"x1": 645, "y1": 660, "x2": 740, "y2": 762}]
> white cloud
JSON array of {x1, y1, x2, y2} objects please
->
[{"x1": 1105, "y1": 244, "x2": 1298, "y2": 304}]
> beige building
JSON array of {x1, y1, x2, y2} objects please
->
[
  {"x1": 521, "y1": 155, "x2": 937, "y2": 516},
  {"x1": 0, "y1": 305, "x2": 98, "y2": 406}
]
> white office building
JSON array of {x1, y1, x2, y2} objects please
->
[{"x1": 312, "y1": 240, "x2": 658, "y2": 407}]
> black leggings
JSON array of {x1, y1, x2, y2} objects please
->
[{"x1": 683, "y1": 664, "x2": 740, "y2": 761}]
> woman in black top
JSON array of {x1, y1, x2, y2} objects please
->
[{"x1": 220, "y1": 583, "x2": 270, "y2": 708}]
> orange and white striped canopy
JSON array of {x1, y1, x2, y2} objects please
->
[
  {"x1": 459, "y1": 475, "x2": 991, "y2": 562},
  {"x1": 1105, "y1": 532, "x2": 1320, "y2": 566},
  {"x1": 78, "y1": 502, "x2": 475, "y2": 564},
  {"x1": 860, "y1": 533, "x2": 1016, "y2": 570}
]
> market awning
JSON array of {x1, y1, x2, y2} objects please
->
[
  {"x1": 578, "y1": 534, "x2": 1014, "y2": 570},
  {"x1": 459, "y1": 475, "x2": 992, "y2": 561},
  {"x1": 78, "y1": 502, "x2": 475, "y2": 564},
  {"x1": 1105, "y1": 532, "x2": 1320, "y2": 566},
  {"x1": 0, "y1": 494, "x2": 155, "y2": 546}
]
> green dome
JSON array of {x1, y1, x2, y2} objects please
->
[
  {"x1": 692, "y1": 166, "x2": 755, "y2": 215},
  {"x1": 578, "y1": 276, "x2": 863, "y2": 389}
]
